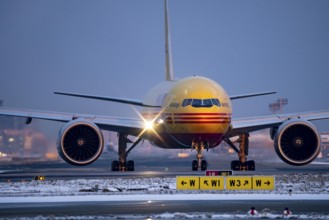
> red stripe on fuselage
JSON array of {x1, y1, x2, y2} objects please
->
[
  {"x1": 172, "y1": 117, "x2": 228, "y2": 120},
  {"x1": 172, "y1": 113, "x2": 230, "y2": 116},
  {"x1": 166, "y1": 120, "x2": 229, "y2": 124}
]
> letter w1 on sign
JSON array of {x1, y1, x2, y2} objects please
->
[{"x1": 200, "y1": 176, "x2": 224, "y2": 190}]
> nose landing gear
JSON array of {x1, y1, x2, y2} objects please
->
[
  {"x1": 191, "y1": 138, "x2": 208, "y2": 171},
  {"x1": 224, "y1": 133, "x2": 255, "y2": 171}
]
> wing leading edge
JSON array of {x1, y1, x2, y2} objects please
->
[
  {"x1": 228, "y1": 110, "x2": 329, "y2": 137},
  {"x1": 54, "y1": 92, "x2": 161, "y2": 108},
  {"x1": 230, "y1": 91, "x2": 276, "y2": 100},
  {"x1": 0, "y1": 107, "x2": 144, "y2": 136}
]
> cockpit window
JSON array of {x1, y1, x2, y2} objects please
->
[
  {"x1": 192, "y1": 99, "x2": 202, "y2": 107},
  {"x1": 182, "y1": 98, "x2": 221, "y2": 108},
  {"x1": 182, "y1": 98, "x2": 192, "y2": 107},
  {"x1": 202, "y1": 99, "x2": 213, "y2": 107},
  {"x1": 211, "y1": 99, "x2": 221, "y2": 107}
]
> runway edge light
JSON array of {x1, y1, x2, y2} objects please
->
[{"x1": 34, "y1": 176, "x2": 46, "y2": 181}]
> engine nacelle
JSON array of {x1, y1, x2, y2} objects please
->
[
  {"x1": 57, "y1": 119, "x2": 104, "y2": 166},
  {"x1": 274, "y1": 119, "x2": 321, "y2": 166}
]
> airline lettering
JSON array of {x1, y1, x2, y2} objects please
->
[
  {"x1": 222, "y1": 102, "x2": 230, "y2": 107},
  {"x1": 169, "y1": 102, "x2": 180, "y2": 108}
]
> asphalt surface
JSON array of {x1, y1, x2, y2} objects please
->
[
  {"x1": 1, "y1": 200, "x2": 329, "y2": 218},
  {"x1": 1, "y1": 155, "x2": 329, "y2": 181}
]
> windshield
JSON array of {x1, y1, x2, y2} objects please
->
[{"x1": 182, "y1": 98, "x2": 221, "y2": 108}]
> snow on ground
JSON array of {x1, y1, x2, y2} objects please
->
[
  {"x1": 1, "y1": 174, "x2": 329, "y2": 219},
  {"x1": 1, "y1": 173, "x2": 329, "y2": 197}
]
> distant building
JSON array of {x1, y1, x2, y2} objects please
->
[{"x1": 0, "y1": 100, "x2": 49, "y2": 159}]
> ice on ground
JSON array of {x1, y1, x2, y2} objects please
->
[
  {"x1": 1, "y1": 174, "x2": 329, "y2": 219},
  {"x1": 1, "y1": 174, "x2": 329, "y2": 197}
]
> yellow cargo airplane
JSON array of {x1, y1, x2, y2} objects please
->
[{"x1": 1, "y1": 0, "x2": 329, "y2": 171}]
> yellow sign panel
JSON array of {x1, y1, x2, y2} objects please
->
[
  {"x1": 200, "y1": 176, "x2": 224, "y2": 190},
  {"x1": 176, "y1": 176, "x2": 199, "y2": 190},
  {"x1": 226, "y1": 176, "x2": 252, "y2": 190},
  {"x1": 176, "y1": 175, "x2": 275, "y2": 190},
  {"x1": 252, "y1": 176, "x2": 275, "y2": 190}
]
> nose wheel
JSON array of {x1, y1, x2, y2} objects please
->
[{"x1": 191, "y1": 138, "x2": 208, "y2": 171}]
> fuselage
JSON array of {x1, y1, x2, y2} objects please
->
[{"x1": 142, "y1": 76, "x2": 232, "y2": 149}]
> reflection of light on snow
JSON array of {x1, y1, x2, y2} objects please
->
[{"x1": 178, "y1": 153, "x2": 189, "y2": 158}]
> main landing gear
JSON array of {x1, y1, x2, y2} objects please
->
[
  {"x1": 191, "y1": 137, "x2": 208, "y2": 171},
  {"x1": 224, "y1": 133, "x2": 255, "y2": 171},
  {"x1": 111, "y1": 133, "x2": 142, "y2": 171}
]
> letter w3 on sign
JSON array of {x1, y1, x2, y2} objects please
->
[
  {"x1": 176, "y1": 176, "x2": 200, "y2": 190},
  {"x1": 226, "y1": 176, "x2": 252, "y2": 190}
]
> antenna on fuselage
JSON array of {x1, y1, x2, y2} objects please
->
[{"x1": 164, "y1": 0, "x2": 175, "y2": 81}]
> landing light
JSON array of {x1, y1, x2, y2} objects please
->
[{"x1": 144, "y1": 120, "x2": 154, "y2": 130}]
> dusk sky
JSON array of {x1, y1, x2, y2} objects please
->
[{"x1": 0, "y1": 0, "x2": 329, "y2": 133}]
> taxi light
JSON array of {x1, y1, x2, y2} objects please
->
[{"x1": 157, "y1": 118, "x2": 164, "y2": 124}]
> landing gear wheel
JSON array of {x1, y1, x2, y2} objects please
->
[
  {"x1": 127, "y1": 160, "x2": 135, "y2": 171},
  {"x1": 231, "y1": 160, "x2": 240, "y2": 170},
  {"x1": 192, "y1": 160, "x2": 198, "y2": 171},
  {"x1": 111, "y1": 160, "x2": 119, "y2": 171},
  {"x1": 231, "y1": 160, "x2": 256, "y2": 171},
  {"x1": 201, "y1": 160, "x2": 208, "y2": 171},
  {"x1": 247, "y1": 160, "x2": 255, "y2": 171}
]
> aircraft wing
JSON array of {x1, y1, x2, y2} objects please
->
[
  {"x1": 230, "y1": 91, "x2": 276, "y2": 100},
  {"x1": 0, "y1": 107, "x2": 144, "y2": 136},
  {"x1": 54, "y1": 92, "x2": 161, "y2": 108},
  {"x1": 228, "y1": 110, "x2": 329, "y2": 137}
]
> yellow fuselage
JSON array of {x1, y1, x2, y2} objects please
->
[{"x1": 142, "y1": 76, "x2": 232, "y2": 149}]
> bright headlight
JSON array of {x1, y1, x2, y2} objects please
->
[{"x1": 144, "y1": 120, "x2": 154, "y2": 130}]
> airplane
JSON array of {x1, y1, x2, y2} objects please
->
[{"x1": 1, "y1": 0, "x2": 329, "y2": 171}]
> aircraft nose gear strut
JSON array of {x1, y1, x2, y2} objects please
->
[
  {"x1": 111, "y1": 133, "x2": 141, "y2": 171},
  {"x1": 224, "y1": 133, "x2": 255, "y2": 171},
  {"x1": 191, "y1": 137, "x2": 208, "y2": 171}
]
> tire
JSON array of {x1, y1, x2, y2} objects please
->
[
  {"x1": 111, "y1": 160, "x2": 119, "y2": 171},
  {"x1": 201, "y1": 160, "x2": 208, "y2": 171},
  {"x1": 231, "y1": 160, "x2": 240, "y2": 170},
  {"x1": 127, "y1": 160, "x2": 135, "y2": 171},
  {"x1": 247, "y1": 160, "x2": 255, "y2": 171},
  {"x1": 192, "y1": 160, "x2": 198, "y2": 171}
]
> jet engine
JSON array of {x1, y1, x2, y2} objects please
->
[
  {"x1": 57, "y1": 119, "x2": 104, "y2": 166},
  {"x1": 274, "y1": 119, "x2": 321, "y2": 166}
]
